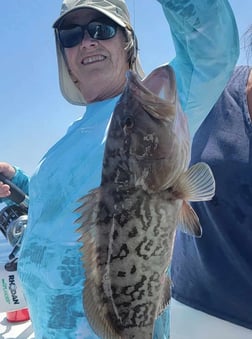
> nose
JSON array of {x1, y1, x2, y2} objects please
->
[{"x1": 80, "y1": 31, "x2": 98, "y2": 48}]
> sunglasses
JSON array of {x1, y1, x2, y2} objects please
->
[{"x1": 58, "y1": 17, "x2": 118, "y2": 48}]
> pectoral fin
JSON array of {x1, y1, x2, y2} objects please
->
[
  {"x1": 173, "y1": 162, "x2": 215, "y2": 202},
  {"x1": 173, "y1": 162, "x2": 215, "y2": 237}
]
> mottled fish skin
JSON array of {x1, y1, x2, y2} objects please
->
[
  {"x1": 103, "y1": 65, "x2": 190, "y2": 194},
  {"x1": 76, "y1": 65, "x2": 215, "y2": 339}
]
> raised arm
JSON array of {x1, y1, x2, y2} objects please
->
[{"x1": 158, "y1": 0, "x2": 239, "y2": 136}]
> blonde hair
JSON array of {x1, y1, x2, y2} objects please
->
[{"x1": 123, "y1": 26, "x2": 138, "y2": 70}]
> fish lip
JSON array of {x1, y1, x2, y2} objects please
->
[
  {"x1": 81, "y1": 54, "x2": 106, "y2": 65},
  {"x1": 130, "y1": 153, "x2": 166, "y2": 161}
]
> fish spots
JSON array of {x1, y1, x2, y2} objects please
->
[
  {"x1": 118, "y1": 271, "x2": 126, "y2": 277},
  {"x1": 153, "y1": 238, "x2": 169, "y2": 257},
  {"x1": 128, "y1": 304, "x2": 150, "y2": 327},
  {"x1": 111, "y1": 272, "x2": 163, "y2": 314},
  {"x1": 139, "y1": 237, "x2": 153, "y2": 253},
  {"x1": 110, "y1": 243, "x2": 129, "y2": 262},
  {"x1": 113, "y1": 230, "x2": 119, "y2": 240},
  {"x1": 114, "y1": 209, "x2": 131, "y2": 227},
  {"x1": 114, "y1": 265, "x2": 137, "y2": 287},
  {"x1": 131, "y1": 303, "x2": 153, "y2": 327},
  {"x1": 135, "y1": 236, "x2": 168, "y2": 259},
  {"x1": 114, "y1": 301, "x2": 155, "y2": 329},
  {"x1": 98, "y1": 202, "x2": 111, "y2": 224},
  {"x1": 113, "y1": 166, "x2": 130, "y2": 186},
  {"x1": 142, "y1": 134, "x2": 159, "y2": 155},
  {"x1": 130, "y1": 265, "x2": 137, "y2": 274},
  {"x1": 121, "y1": 275, "x2": 147, "y2": 301},
  {"x1": 135, "y1": 237, "x2": 154, "y2": 260},
  {"x1": 147, "y1": 272, "x2": 161, "y2": 297},
  {"x1": 128, "y1": 226, "x2": 138, "y2": 238},
  {"x1": 108, "y1": 271, "x2": 165, "y2": 333},
  {"x1": 136, "y1": 198, "x2": 153, "y2": 231}
]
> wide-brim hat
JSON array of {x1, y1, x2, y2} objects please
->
[{"x1": 53, "y1": 0, "x2": 145, "y2": 105}]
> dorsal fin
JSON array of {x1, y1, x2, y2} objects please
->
[{"x1": 75, "y1": 189, "x2": 122, "y2": 339}]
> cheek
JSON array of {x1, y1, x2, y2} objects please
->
[
  {"x1": 110, "y1": 32, "x2": 129, "y2": 66},
  {"x1": 119, "y1": 48, "x2": 128, "y2": 64},
  {"x1": 64, "y1": 48, "x2": 78, "y2": 71},
  {"x1": 111, "y1": 44, "x2": 128, "y2": 73}
]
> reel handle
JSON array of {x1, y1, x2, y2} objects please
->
[{"x1": 0, "y1": 173, "x2": 28, "y2": 206}]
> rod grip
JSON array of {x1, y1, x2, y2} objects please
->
[{"x1": 0, "y1": 173, "x2": 26, "y2": 205}]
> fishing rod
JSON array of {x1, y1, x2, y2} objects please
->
[
  {"x1": 0, "y1": 174, "x2": 29, "y2": 312},
  {"x1": 0, "y1": 173, "x2": 29, "y2": 260}
]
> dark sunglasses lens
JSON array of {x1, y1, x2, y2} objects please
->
[
  {"x1": 88, "y1": 22, "x2": 117, "y2": 40},
  {"x1": 58, "y1": 20, "x2": 117, "y2": 47},
  {"x1": 59, "y1": 26, "x2": 83, "y2": 48}
]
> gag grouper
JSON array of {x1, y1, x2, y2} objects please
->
[{"x1": 75, "y1": 65, "x2": 215, "y2": 339}]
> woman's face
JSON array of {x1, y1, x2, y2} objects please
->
[{"x1": 61, "y1": 9, "x2": 129, "y2": 102}]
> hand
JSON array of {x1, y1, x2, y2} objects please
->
[{"x1": 0, "y1": 162, "x2": 16, "y2": 198}]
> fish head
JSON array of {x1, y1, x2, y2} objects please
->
[{"x1": 107, "y1": 65, "x2": 190, "y2": 192}]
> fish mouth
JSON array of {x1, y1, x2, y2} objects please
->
[
  {"x1": 81, "y1": 55, "x2": 106, "y2": 65},
  {"x1": 130, "y1": 153, "x2": 167, "y2": 161}
]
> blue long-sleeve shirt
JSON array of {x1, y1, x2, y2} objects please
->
[{"x1": 10, "y1": 1, "x2": 239, "y2": 338}]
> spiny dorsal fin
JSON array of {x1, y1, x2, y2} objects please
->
[
  {"x1": 74, "y1": 188, "x2": 122, "y2": 339},
  {"x1": 74, "y1": 187, "x2": 101, "y2": 233}
]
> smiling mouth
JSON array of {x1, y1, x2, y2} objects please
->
[{"x1": 82, "y1": 55, "x2": 106, "y2": 65}]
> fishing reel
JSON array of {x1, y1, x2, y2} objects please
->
[{"x1": 0, "y1": 174, "x2": 29, "y2": 261}]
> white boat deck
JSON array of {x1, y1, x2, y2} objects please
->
[{"x1": 0, "y1": 312, "x2": 34, "y2": 339}]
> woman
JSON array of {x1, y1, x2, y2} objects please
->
[
  {"x1": 0, "y1": 0, "x2": 239, "y2": 338},
  {"x1": 171, "y1": 27, "x2": 252, "y2": 339}
]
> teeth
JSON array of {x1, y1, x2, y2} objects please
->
[{"x1": 82, "y1": 55, "x2": 105, "y2": 65}]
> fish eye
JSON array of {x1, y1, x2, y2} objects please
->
[{"x1": 122, "y1": 115, "x2": 134, "y2": 129}]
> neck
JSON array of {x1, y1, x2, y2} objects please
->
[
  {"x1": 77, "y1": 67, "x2": 128, "y2": 103},
  {"x1": 83, "y1": 80, "x2": 126, "y2": 103}
]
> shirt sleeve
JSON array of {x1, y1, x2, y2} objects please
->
[
  {"x1": 157, "y1": 0, "x2": 239, "y2": 136},
  {"x1": 12, "y1": 167, "x2": 29, "y2": 195},
  {"x1": 0, "y1": 167, "x2": 29, "y2": 206}
]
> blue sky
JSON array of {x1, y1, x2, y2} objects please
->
[{"x1": 0, "y1": 0, "x2": 251, "y2": 176}]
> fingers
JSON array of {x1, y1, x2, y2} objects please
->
[
  {"x1": 0, "y1": 162, "x2": 16, "y2": 180},
  {"x1": 0, "y1": 162, "x2": 16, "y2": 198},
  {"x1": 0, "y1": 182, "x2": 11, "y2": 198}
]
